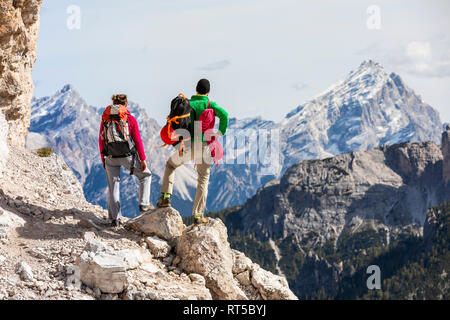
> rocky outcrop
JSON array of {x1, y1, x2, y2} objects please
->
[
  {"x1": 175, "y1": 218, "x2": 297, "y2": 300},
  {"x1": 0, "y1": 146, "x2": 294, "y2": 300},
  {"x1": 443, "y1": 125, "x2": 450, "y2": 185},
  {"x1": 0, "y1": 0, "x2": 42, "y2": 146},
  {"x1": 175, "y1": 218, "x2": 247, "y2": 300},
  {"x1": 126, "y1": 207, "x2": 184, "y2": 244}
]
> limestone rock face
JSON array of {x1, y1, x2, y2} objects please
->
[
  {"x1": 175, "y1": 218, "x2": 297, "y2": 300},
  {"x1": 239, "y1": 141, "x2": 447, "y2": 246},
  {"x1": 0, "y1": 0, "x2": 42, "y2": 146},
  {"x1": 126, "y1": 207, "x2": 184, "y2": 244},
  {"x1": 0, "y1": 112, "x2": 8, "y2": 179},
  {"x1": 176, "y1": 218, "x2": 247, "y2": 300},
  {"x1": 442, "y1": 125, "x2": 450, "y2": 185}
]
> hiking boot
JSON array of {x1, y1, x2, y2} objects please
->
[
  {"x1": 193, "y1": 215, "x2": 209, "y2": 225},
  {"x1": 139, "y1": 204, "x2": 154, "y2": 214},
  {"x1": 156, "y1": 195, "x2": 171, "y2": 208},
  {"x1": 110, "y1": 219, "x2": 122, "y2": 228}
]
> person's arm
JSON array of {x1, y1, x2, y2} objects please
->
[
  {"x1": 128, "y1": 115, "x2": 147, "y2": 162},
  {"x1": 211, "y1": 102, "x2": 229, "y2": 135},
  {"x1": 99, "y1": 121, "x2": 105, "y2": 167}
]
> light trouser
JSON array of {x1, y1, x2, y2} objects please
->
[
  {"x1": 161, "y1": 142, "x2": 212, "y2": 217},
  {"x1": 105, "y1": 155, "x2": 152, "y2": 220}
]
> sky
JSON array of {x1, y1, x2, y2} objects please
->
[{"x1": 32, "y1": 0, "x2": 450, "y2": 126}]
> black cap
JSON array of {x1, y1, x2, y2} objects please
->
[{"x1": 196, "y1": 79, "x2": 210, "y2": 94}]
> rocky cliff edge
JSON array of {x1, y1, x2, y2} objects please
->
[{"x1": 0, "y1": 147, "x2": 297, "y2": 300}]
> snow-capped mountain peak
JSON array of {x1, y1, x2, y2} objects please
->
[{"x1": 280, "y1": 60, "x2": 442, "y2": 170}]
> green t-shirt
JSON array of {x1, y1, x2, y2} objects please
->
[{"x1": 189, "y1": 95, "x2": 229, "y2": 142}]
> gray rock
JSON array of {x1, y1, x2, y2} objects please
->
[
  {"x1": 126, "y1": 207, "x2": 184, "y2": 243},
  {"x1": 189, "y1": 273, "x2": 206, "y2": 286},
  {"x1": 78, "y1": 217, "x2": 103, "y2": 231},
  {"x1": 77, "y1": 240, "x2": 152, "y2": 294},
  {"x1": 18, "y1": 206, "x2": 31, "y2": 215},
  {"x1": 94, "y1": 287, "x2": 102, "y2": 299},
  {"x1": 43, "y1": 212, "x2": 53, "y2": 221},
  {"x1": 232, "y1": 250, "x2": 253, "y2": 274},
  {"x1": 14, "y1": 200, "x2": 24, "y2": 208},
  {"x1": 15, "y1": 262, "x2": 34, "y2": 282},
  {"x1": 162, "y1": 254, "x2": 175, "y2": 266},
  {"x1": 78, "y1": 251, "x2": 128, "y2": 294},
  {"x1": 145, "y1": 236, "x2": 171, "y2": 259},
  {"x1": 250, "y1": 265, "x2": 298, "y2": 300},
  {"x1": 176, "y1": 218, "x2": 247, "y2": 300}
]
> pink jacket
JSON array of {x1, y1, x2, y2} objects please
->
[{"x1": 99, "y1": 109, "x2": 146, "y2": 163}]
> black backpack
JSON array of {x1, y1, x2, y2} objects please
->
[{"x1": 167, "y1": 94, "x2": 192, "y2": 146}]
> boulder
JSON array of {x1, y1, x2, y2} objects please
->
[
  {"x1": 145, "y1": 236, "x2": 171, "y2": 258},
  {"x1": 250, "y1": 265, "x2": 298, "y2": 300},
  {"x1": 77, "y1": 240, "x2": 152, "y2": 294},
  {"x1": 15, "y1": 262, "x2": 34, "y2": 282},
  {"x1": 231, "y1": 249, "x2": 297, "y2": 300},
  {"x1": 78, "y1": 250, "x2": 128, "y2": 294},
  {"x1": 176, "y1": 218, "x2": 247, "y2": 300},
  {"x1": 126, "y1": 207, "x2": 184, "y2": 243},
  {"x1": 116, "y1": 248, "x2": 153, "y2": 269}
]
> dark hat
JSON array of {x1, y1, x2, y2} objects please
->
[{"x1": 196, "y1": 79, "x2": 210, "y2": 94}]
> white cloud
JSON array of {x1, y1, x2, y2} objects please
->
[
  {"x1": 400, "y1": 40, "x2": 450, "y2": 77},
  {"x1": 196, "y1": 60, "x2": 231, "y2": 71},
  {"x1": 406, "y1": 41, "x2": 432, "y2": 61},
  {"x1": 292, "y1": 82, "x2": 308, "y2": 91}
]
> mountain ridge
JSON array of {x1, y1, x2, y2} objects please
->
[{"x1": 209, "y1": 125, "x2": 450, "y2": 298}]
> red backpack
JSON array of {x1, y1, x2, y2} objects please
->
[
  {"x1": 198, "y1": 101, "x2": 224, "y2": 166},
  {"x1": 100, "y1": 104, "x2": 135, "y2": 157}
]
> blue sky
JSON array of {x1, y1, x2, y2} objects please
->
[{"x1": 33, "y1": 0, "x2": 450, "y2": 125}]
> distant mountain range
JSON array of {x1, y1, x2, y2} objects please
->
[
  {"x1": 209, "y1": 129, "x2": 450, "y2": 298},
  {"x1": 26, "y1": 60, "x2": 443, "y2": 216}
]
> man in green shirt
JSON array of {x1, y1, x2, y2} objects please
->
[{"x1": 157, "y1": 79, "x2": 229, "y2": 225}]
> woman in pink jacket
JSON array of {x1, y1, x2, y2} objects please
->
[{"x1": 99, "y1": 94, "x2": 152, "y2": 227}]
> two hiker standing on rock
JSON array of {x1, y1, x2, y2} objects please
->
[{"x1": 99, "y1": 79, "x2": 229, "y2": 227}]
